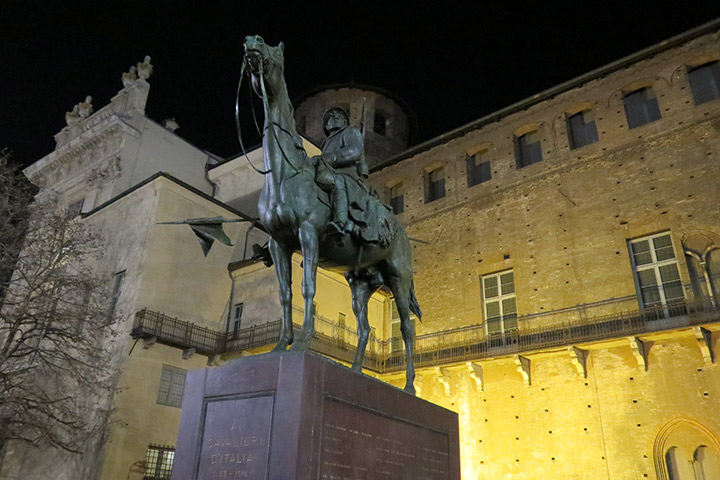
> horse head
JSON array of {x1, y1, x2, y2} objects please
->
[{"x1": 243, "y1": 35, "x2": 285, "y2": 99}]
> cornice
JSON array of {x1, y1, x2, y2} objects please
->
[{"x1": 24, "y1": 115, "x2": 138, "y2": 189}]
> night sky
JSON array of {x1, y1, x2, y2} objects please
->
[{"x1": 2, "y1": 1, "x2": 720, "y2": 169}]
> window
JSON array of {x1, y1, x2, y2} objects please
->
[
  {"x1": 144, "y1": 445, "x2": 175, "y2": 480},
  {"x1": 74, "y1": 289, "x2": 92, "y2": 335},
  {"x1": 693, "y1": 446, "x2": 707, "y2": 480},
  {"x1": 623, "y1": 87, "x2": 661, "y2": 129},
  {"x1": 374, "y1": 112, "x2": 387, "y2": 136},
  {"x1": 389, "y1": 183, "x2": 404, "y2": 214},
  {"x1": 66, "y1": 198, "x2": 84, "y2": 219},
  {"x1": 688, "y1": 61, "x2": 720, "y2": 105},
  {"x1": 231, "y1": 303, "x2": 243, "y2": 337},
  {"x1": 629, "y1": 233, "x2": 684, "y2": 312},
  {"x1": 665, "y1": 447, "x2": 681, "y2": 480},
  {"x1": 466, "y1": 152, "x2": 491, "y2": 187},
  {"x1": 482, "y1": 271, "x2": 517, "y2": 335},
  {"x1": 337, "y1": 312, "x2": 346, "y2": 345},
  {"x1": 106, "y1": 270, "x2": 125, "y2": 325},
  {"x1": 567, "y1": 110, "x2": 599, "y2": 149},
  {"x1": 515, "y1": 130, "x2": 542, "y2": 168},
  {"x1": 425, "y1": 167, "x2": 445, "y2": 203},
  {"x1": 156, "y1": 365, "x2": 186, "y2": 408}
]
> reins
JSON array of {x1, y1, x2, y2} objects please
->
[
  {"x1": 235, "y1": 59, "x2": 270, "y2": 175},
  {"x1": 257, "y1": 60, "x2": 302, "y2": 176},
  {"x1": 236, "y1": 52, "x2": 306, "y2": 178}
]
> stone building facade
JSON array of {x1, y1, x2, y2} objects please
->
[{"x1": 2, "y1": 20, "x2": 720, "y2": 480}]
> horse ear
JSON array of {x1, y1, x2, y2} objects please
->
[{"x1": 278, "y1": 41, "x2": 285, "y2": 52}]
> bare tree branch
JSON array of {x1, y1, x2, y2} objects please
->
[{"x1": 1, "y1": 151, "x2": 119, "y2": 453}]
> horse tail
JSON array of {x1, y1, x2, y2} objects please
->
[{"x1": 409, "y1": 280, "x2": 422, "y2": 322}]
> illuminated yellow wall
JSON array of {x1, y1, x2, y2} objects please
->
[
  {"x1": 376, "y1": 331, "x2": 719, "y2": 480},
  {"x1": 366, "y1": 29, "x2": 720, "y2": 479}
]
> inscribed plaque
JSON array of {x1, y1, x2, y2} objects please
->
[
  {"x1": 197, "y1": 395, "x2": 274, "y2": 479},
  {"x1": 320, "y1": 397, "x2": 451, "y2": 480}
]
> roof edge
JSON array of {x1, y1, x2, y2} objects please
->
[
  {"x1": 81, "y1": 172, "x2": 255, "y2": 221},
  {"x1": 372, "y1": 17, "x2": 720, "y2": 172}
]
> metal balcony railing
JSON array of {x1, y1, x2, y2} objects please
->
[
  {"x1": 131, "y1": 309, "x2": 226, "y2": 355},
  {"x1": 131, "y1": 296, "x2": 720, "y2": 373}
]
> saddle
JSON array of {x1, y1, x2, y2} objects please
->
[
  {"x1": 315, "y1": 161, "x2": 397, "y2": 247},
  {"x1": 349, "y1": 193, "x2": 398, "y2": 247}
]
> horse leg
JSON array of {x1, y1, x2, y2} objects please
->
[
  {"x1": 269, "y1": 238, "x2": 293, "y2": 352},
  {"x1": 290, "y1": 222, "x2": 319, "y2": 351},
  {"x1": 389, "y1": 276, "x2": 416, "y2": 395},
  {"x1": 345, "y1": 272, "x2": 372, "y2": 372}
]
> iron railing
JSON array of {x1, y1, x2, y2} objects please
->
[
  {"x1": 131, "y1": 309, "x2": 225, "y2": 355},
  {"x1": 131, "y1": 296, "x2": 720, "y2": 372}
]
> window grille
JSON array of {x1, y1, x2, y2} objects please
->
[
  {"x1": 156, "y1": 365, "x2": 186, "y2": 408},
  {"x1": 144, "y1": 444, "x2": 175, "y2": 480},
  {"x1": 623, "y1": 87, "x2": 661, "y2": 129}
]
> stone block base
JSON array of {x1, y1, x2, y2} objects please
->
[{"x1": 171, "y1": 351, "x2": 460, "y2": 479}]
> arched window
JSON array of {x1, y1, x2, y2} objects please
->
[
  {"x1": 654, "y1": 419, "x2": 720, "y2": 480},
  {"x1": 688, "y1": 61, "x2": 720, "y2": 105},
  {"x1": 666, "y1": 447, "x2": 681, "y2": 480},
  {"x1": 514, "y1": 129, "x2": 543, "y2": 168},
  {"x1": 693, "y1": 446, "x2": 707, "y2": 480},
  {"x1": 623, "y1": 86, "x2": 661, "y2": 128}
]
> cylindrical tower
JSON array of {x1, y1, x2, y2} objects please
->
[{"x1": 294, "y1": 84, "x2": 417, "y2": 169}]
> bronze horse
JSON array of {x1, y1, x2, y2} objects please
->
[{"x1": 242, "y1": 35, "x2": 421, "y2": 393}]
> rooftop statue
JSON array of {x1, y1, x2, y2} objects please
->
[
  {"x1": 65, "y1": 104, "x2": 81, "y2": 126},
  {"x1": 122, "y1": 65, "x2": 138, "y2": 87},
  {"x1": 77, "y1": 96, "x2": 94, "y2": 119},
  {"x1": 137, "y1": 55, "x2": 153, "y2": 80},
  {"x1": 242, "y1": 35, "x2": 421, "y2": 393}
]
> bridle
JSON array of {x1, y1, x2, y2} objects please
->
[{"x1": 236, "y1": 46, "x2": 303, "y2": 177}]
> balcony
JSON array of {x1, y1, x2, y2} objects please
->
[
  {"x1": 131, "y1": 297, "x2": 720, "y2": 373},
  {"x1": 130, "y1": 309, "x2": 225, "y2": 356}
]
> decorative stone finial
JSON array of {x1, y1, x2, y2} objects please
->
[
  {"x1": 163, "y1": 118, "x2": 179, "y2": 132},
  {"x1": 65, "y1": 104, "x2": 81, "y2": 126},
  {"x1": 122, "y1": 66, "x2": 138, "y2": 87},
  {"x1": 77, "y1": 96, "x2": 94, "y2": 119},
  {"x1": 137, "y1": 55, "x2": 153, "y2": 80}
]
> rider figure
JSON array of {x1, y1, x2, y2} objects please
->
[{"x1": 313, "y1": 107, "x2": 369, "y2": 235}]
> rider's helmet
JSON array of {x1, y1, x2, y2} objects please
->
[{"x1": 323, "y1": 107, "x2": 350, "y2": 135}]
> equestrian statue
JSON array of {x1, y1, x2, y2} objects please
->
[{"x1": 242, "y1": 35, "x2": 421, "y2": 393}]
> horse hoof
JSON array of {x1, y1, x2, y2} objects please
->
[
  {"x1": 404, "y1": 384, "x2": 416, "y2": 396},
  {"x1": 350, "y1": 363, "x2": 363, "y2": 372}
]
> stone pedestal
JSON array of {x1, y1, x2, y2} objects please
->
[{"x1": 171, "y1": 351, "x2": 460, "y2": 480}]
